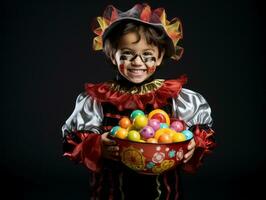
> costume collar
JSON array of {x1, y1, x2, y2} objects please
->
[{"x1": 85, "y1": 75, "x2": 187, "y2": 111}]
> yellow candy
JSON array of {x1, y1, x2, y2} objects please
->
[
  {"x1": 172, "y1": 132, "x2": 186, "y2": 142},
  {"x1": 133, "y1": 115, "x2": 148, "y2": 130}
]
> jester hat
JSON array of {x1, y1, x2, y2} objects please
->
[{"x1": 92, "y1": 3, "x2": 184, "y2": 61}]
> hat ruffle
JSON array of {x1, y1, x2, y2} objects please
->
[{"x1": 92, "y1": 3, "x2": 183, "y2": 61}]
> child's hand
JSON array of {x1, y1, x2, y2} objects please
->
[
  {"x1": 183, "y1": 138, "x2": 196, "y2": 163},
  {"x1": 101, "y1": 132, "x2": 120, "y2": 161}
]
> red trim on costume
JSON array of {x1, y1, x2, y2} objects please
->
[
  {"x1": 105, "y1": 113, "x2": 127, "y2": 119},
  {"x1": 182, "y1": 125, "x2": 216, "y2": 173},
  {"x1": 85, "y1": 76, "x2": 187, "y2": 111},
  {"x1": 63, "y1": 131, "x2": 102, "y2": 172}
]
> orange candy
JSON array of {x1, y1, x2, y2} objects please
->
[
  {"x1": 119, "y1": 117, "x2": 131, "y2": 129},
  {"x1": 158, "y1": 133, "x2": 173, "y2": 143},
  {"x1": 116, "y1": 128, "x2": 128, "y2": 139},
  {"x1": 154, "y1": 128, "x2": 173, "y2": 139},
  {"x1": 146, "y1": 138, "x2": 158, "y2": 143}
]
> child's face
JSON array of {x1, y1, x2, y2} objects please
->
[{"x1": 111, "y1": 31, "x2": 164, "y2": 84}]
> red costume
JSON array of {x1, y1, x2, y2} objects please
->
[{"x1": 61, "y1": 3, "x2": 216, "y2": 200}]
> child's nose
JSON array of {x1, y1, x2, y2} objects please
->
[{"x1": 131, "y1": 55, "x2": 143, "y2": 65}]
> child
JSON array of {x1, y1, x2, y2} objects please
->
[{"x1": 61, "y1": 3, "x2": 215, "y2": 200}]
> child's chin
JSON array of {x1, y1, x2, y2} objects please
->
[{"x1": 129, "y1": 77, "x2": 147, "y2": 84}]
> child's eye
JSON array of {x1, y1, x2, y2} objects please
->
[
  {"x1": 122, "y1": 51, "x2": 133, "y2": 55},
  {"x1": 142, "y1": 52, "x2": 154, "y2": 56}
]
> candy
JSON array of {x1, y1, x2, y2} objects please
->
[
  {"x1": 109, "y1": 109, "x2": 193, "y2": 144},
  {"x1": 172, "y1": 132, "x2": 186, "y2": 142},
  {"x1": 119, "y1": 117, "x2": 131, "y2": 129},
  {"x1": 148, "y1": 119, "x2": 160, "y2": 131},
  {"x1": 160, "y1": 123, "x2": 169, "y2": 129},
  {"x1": 182, "y1": 130, "x2": 193, "y2": 140},
  {"x1": 140, "y1": 126, "x2": 155, "y2": 139},
  {"x1": 130, "y1": 110, "x2": 145, "y2": 120},
  {"x1": 116, "y1": 128, "x2": 128, "y2": 139},
  {"x1": 158, "y1": 133, "x2": 173, "y2": 143},
  {"x1": 110, "y1": 126, "x2": 120, "y2": 136},
  {"x1": 127, "y1": 130, "x2": 141, "y2": 142},
  {"x1": 154, "y1": 128, "x2": 174, "y2": 140},
  {"x1": 151, "y1": 113, "x2": 166, "y2": 123},
  {"x1": 170, "y1": 120, "x2": 185, "y2": 132},
  {"x1": 146, "y1": 138, "x2": 158, "y2": 143},
  {"x1": 133, "y1": 115, "x2": 148, "y2": 130},
  {"x1": 148, "y1": 109, "x2": 170, "y2": 125}
]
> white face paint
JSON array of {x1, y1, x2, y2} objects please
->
[{"x1": 111, "y1": 31, "x2": 164, "y2": 84}]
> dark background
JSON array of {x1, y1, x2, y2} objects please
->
[{"x1": 1, "y1": 0, "x2": 265, "y2": 199}]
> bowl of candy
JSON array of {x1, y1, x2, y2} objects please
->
[{"x1": 108, "y1": 109, "x2": 194, "y2": 175}]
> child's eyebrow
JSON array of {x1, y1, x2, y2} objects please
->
[
  {"x1": 120, "y1": 48, "x2": 155, "y2": 52},
  {"x1": 120, "y1": 48, "x2": 133, "y2": 51}
]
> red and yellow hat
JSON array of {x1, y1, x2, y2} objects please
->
[{"x1": 92, "y1": 3, "x2": 183, "y2": 61}]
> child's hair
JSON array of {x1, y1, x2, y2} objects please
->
[{"x1": 103, "y1": 20, "x2": 169, "y2": 60}]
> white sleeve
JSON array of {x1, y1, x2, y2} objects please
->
[
  {"x1": 172, "y1": 88, "x2": 213, "y2": 127},
  {"x1": 61, "y1": 92, "x2": 104, "y2": 137}
]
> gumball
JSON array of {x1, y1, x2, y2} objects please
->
[
  {"x1": 158, "y1": 133, "x2": 173, "y2": 143},
  {"x1": 130, "y1": 110, "x2": 145, "y2": 120},
  {"x1": 138, "y1": 139, "x2": 146, "y2": 143},
  {"x1": 172, "y1": 132, "x2": 186, "y2": 142},
  {"x1": 160, "y1": 123, "x2": 169, "y2": 129},
  {"x1": 133, "y1": 115, "x2": 148, "y2": 130},
  {"x1": 148, "y1": 119, "x2": 160, "y2": 131},
  {"x1": 140, "y1": 126, "x2": 155, "y2": 139},
  {"x1": 151, "y1": 113, "x2": 166, "y2": 123},
  {"x1": 127, "y1": 125, "x2": 135, "y2": 132},
  {"x1": 154, "y1": 128, "x2": 172, "y2": 139},
  {"x1": 146, "y1": 138, "x2": 158, "y2": 143},
  {"x1": 148, "y1": 109, "x2": 170, "y2": 125},
  {"x1": 127, "y1": 130, "x2": 141, "y2": 142},
  {"x1": 109, "y1": 126, "x2": 120, "y2": 136},
  {"x1": 116, "y1": 128, "x2": 128, "y2": 139},
  {"x1": 119, "y1": 117, "x2": 131, "y2": 129},
  {"x1": 182, "y1": 130, "x2": 193, "y2": 140},
  {"x1": 170, "y1": 120, "x2": 184, "y2": 132}
]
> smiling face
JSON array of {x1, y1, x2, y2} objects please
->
[{"x1": 111, "y1": 30, "x2": 165, "y2": 84}]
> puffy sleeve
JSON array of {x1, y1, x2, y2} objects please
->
[
  {"x1": 172, "y1": 88, "x2": 216, "y2": 173},
  {"x1": 61, "y1": 92, "x2": 104, "y2": 172}
]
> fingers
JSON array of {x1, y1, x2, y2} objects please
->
[
  {"x1": 187, "y1": 139, "x2": 196, "y2": 150},
  {"x1": 102, "y1": 145, "x2": 120, "y2": 161},
  {"x1": 106, "y1": 145, "x2": 119, "y2": 152},
  {"x1": 183, "y1": 149, "x2": 194, "y2": 163},
  {"x1": 183, "y1": 139, "x2": 196, "y2": 163},
  {"x1": 101, "y1": 132, "x2": 120, "y2": 161},
  {"x1": 101, "y1": 132, "x2": 116, "y2": 146}
]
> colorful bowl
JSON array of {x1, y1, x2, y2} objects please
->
[{"x1": 112, "y1": 137, "x2": 192, "y2": 175}]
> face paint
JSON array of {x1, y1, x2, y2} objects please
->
[
  {"x1": 143, "y1": 56, "x2": 156, "y2": 63},
  {"x1": 120, "y1": 55, "x2": 128, "y2": 61},
  {"x1": 147, "y1": 66, "x2": 156, "y2": 74},
  {"x1": 119, "y1": 52, "x2": 156, "y2": 76},
  {"x1": 129, "y1": 54, "x2": 156, "y2": 65},
  {"x1": 119, "y1": 63, "x2": 126, "y2": 75}
]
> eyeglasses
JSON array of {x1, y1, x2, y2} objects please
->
[{"x1": 119, "y1": 50, "x2": 157, "y2": 64}]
